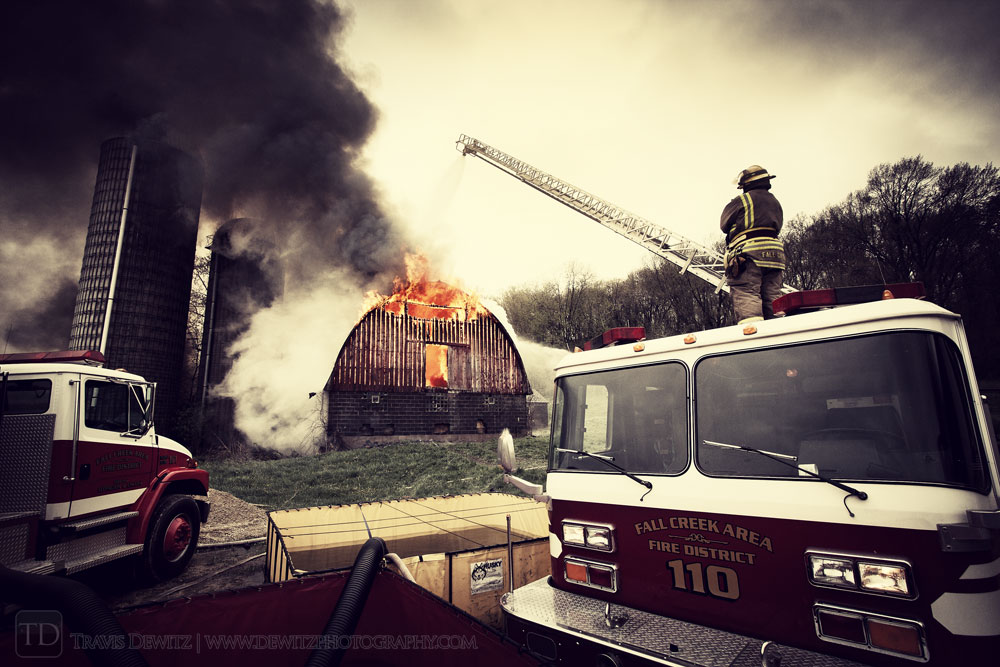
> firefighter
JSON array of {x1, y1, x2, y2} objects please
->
[{"x1": 720, "y1": 165, "x2": 785, "y2": 323}]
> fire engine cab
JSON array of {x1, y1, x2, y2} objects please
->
[
  {"x1": 0, "y1": 350, "x2": 208, "y2": 582},
  {"x1": 499, "y1": 285, "x2": 1000, "y2": 666}
]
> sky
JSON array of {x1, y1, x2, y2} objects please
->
[
  {"x1": 1, "y1": 0, "x2": 998, "y2": 448},
  {"x1": 338, "y1": 0, "x2": 1000, "y2": 296}
]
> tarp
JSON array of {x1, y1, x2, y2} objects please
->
[{"x1": 0, "y1": 569, "x2": 541, "y2": 666}]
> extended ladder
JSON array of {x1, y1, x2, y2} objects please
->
[{"x1": 457, "y1": 134, "x2": 791, "y2": 295}]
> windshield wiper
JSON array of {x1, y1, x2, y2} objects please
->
[
  {"x1": 555, "y1": 447, "x2": 653, "y2": 500},
  {"x1": 702, "y1": 439, "x2": 868, "y2": 516}
]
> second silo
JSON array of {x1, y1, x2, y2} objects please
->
[
  {"x1": 69, "y1": 137, "x2": 204, "y2": 435},
  {"x1": 197, "y1": 218, "x2": 283, "y2": 449}
]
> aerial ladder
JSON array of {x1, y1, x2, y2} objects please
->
[{"x1": 456, "y1": 134, "x2": 794, "y2": 295}]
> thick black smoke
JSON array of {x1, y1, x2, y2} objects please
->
[{"x1": 0, "y1": 0, "x2": 405, "y2": 352}]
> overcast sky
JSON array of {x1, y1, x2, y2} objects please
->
[
  {"x1": 2, "y1": 0, "x2": 998, "y2": 350},
  {"x1": 3, "y1": 0, "x2": 997, "y2": 448},
  {"x1": 338, "y1": 0, "x2": 1000, "y2": 296}
]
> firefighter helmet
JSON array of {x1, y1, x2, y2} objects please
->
[{"x1": 735, "y1": 165, "x2": 775, "y2": 189}]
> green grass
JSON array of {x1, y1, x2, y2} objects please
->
[{"x1": 201, "y1": 436, "x2": 550, "y2": 510}]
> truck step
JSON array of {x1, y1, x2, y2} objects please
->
[
  {"x1": 64, "y1": 544, "x2": 143, "y2": 575},
  {"x1": 6, "y1": 559, "x2": 59, "y2": 575},
  {"x1": 59, "y1": 511, "x2": 139, "y2": 533}
]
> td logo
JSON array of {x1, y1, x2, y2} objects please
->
[{"x1": 15, "y1": 610, "x2": 63, "y2": 658}]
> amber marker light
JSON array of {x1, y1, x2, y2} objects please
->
[
  {"x1": 564, "y1": 560, "x2": 588, "y2": 584},
  {"x1": 743, "y1": 324, "x2": 758, "y2": 335},
  {"x1": 564, "y1": 557, "x2": 618, "y2": 592},
  {"x1": 683, "y1": 334, "x2": 696, "y2": 344},
  {"x1": 633, "y1": 342, "x2": 645, "y2": 352},
  {"x1": 866, "y1": 618, "x2": 925, "y2": 658}
]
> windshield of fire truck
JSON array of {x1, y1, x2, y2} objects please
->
[
  {"x1": 551, "y1": 362, "x2": 687, "y2": 474},
  {"x1": 696, "y1": 331, "x2": 987, "y2": 490}
]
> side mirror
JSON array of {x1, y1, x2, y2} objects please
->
[
  {"x1": 497, "y1": 428, "x2": 516, "y2": 473},
  {"x1": 497, "y1": 428, "x2": 548, "y2": 504}
]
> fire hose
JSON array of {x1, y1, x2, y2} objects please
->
[
  {"x1": 305, "y1": 536, "x2": 387, "y2": 667},
  {"x1": 0, "y1": 565, "x2": 147, "y2": 667}
]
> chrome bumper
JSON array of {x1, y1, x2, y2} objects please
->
[{"x1": 501, "y1": 577, "x2": 868, "y2": 667}]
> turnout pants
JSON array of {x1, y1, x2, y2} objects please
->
[{"x1": 728, "y1": 258, "x2": 783, "y2": 323}]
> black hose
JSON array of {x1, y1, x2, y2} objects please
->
[
  {"x1": 306, "y1": 536, "x2": 387, "y2": 667},
  {"x1": 0, "y1": 566, "x2": 147, "y2": 667}
]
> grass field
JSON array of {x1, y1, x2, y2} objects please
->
[{"x1": 201, "y1": 436, "x2": 550, "y2": 511}]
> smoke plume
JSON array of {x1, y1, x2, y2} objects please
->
[
  {"x1": 1, "y1": 1, "x2": 412, "y2": 447},
  {"x1": 0, "y1": 0, "x2": 405, "y2": 351}
]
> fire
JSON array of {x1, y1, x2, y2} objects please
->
[{"x1": 361, "y1": 253, "x2": 489, "y2": 322}]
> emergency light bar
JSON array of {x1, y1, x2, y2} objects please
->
[
  {"x1": 0, "y1": 350, "x2": 107, "y2": 366},
  {"x1": 583, "y1": 327, "x2": 645, "y2": 351},
  {"x1": 772, "y1": 283, "x2": 925, "y2": 317}
]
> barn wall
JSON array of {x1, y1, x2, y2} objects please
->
[
  {"x1": 328, "y1": 391, "x2": 528, "y2": 438},
  {"x1": 327, "y1": 308, "x2": 531, "y2": 394}
]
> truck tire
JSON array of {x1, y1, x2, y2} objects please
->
[{"x1": 140, "y1": 494, "x2": 200, "y2": 582}]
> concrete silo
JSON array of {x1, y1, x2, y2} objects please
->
[
  {"x1": 69, "y1": 137, "x2": 204, "y2": 435},
  {"x1": 196, "y1": 218, "x2": 283, "y2": 448}
]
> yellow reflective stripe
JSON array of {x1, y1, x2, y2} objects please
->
[
  {"x1": 740, "y1": 238, "x2": 784, "y2": 250},
  {"x1": 740, "y1": 193, "x2": 753, "y2": 234}
]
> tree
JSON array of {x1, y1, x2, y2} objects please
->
[
  {"x1": 787, "y1": 157, "x2": 1000, "y2": 307},
  {"x1": 784, "y1": 156, "x2": 1000, "y2": 377},
  {"x1": 500, "y1": 258, "x2": 731, "y2": 349}
]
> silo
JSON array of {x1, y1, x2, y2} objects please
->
[
  {"x1": 69, "y1": 137, "x2": 204, "y2": 435},
  {"x1": 197, "y1": 218, "x2": 283, "y2": 448}
]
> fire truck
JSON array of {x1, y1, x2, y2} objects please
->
[
  {"x1": 0, "y1": 350, "x2": 209, "y2": 582},
  {"x1": 497, "y1": 286, "x2": 1000, "y2": 665},
  {"x1": 458, "y1": 137, "x2": 1000, "y2": 664}
]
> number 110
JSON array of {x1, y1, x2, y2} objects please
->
[{"x1": 666, "y1": 559, "x2": 740, "y2": 600}]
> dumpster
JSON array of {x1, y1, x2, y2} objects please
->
[{"x1": 266, "y1": 493, "x2": 549, "y2": 628}]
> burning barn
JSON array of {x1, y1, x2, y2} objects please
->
[{"x1": 324, "y1": 264, "x2": 532, "y2": 445}]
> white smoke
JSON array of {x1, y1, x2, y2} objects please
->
[
  {"x1": 484, "y1": 299, "x2": 569, "y2": 401},
  {"x1": 213, "y1": 269, "x2": 367, "y2": 453}
]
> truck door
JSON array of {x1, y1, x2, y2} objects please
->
[{"x1": 68, "y1": 378, "x2": 156, "y2": 518}]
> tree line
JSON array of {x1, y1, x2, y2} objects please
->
[{"x1": 499, "y1": 156, "x2": 1000, "y2": 377}]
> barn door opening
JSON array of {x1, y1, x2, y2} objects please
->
[{"x1": 426, "y1": 344, "x2": 448, "y2": 388}]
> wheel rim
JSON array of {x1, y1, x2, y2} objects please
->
[{"x1": 163, "y1": 515, "x2": 192, "y2": 562}]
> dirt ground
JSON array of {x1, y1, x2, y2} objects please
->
[{"x1": 75, "y1": 490, "x2": 271, "y2": 611}]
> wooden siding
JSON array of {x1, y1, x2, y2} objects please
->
[{"x1": 327, "y1": 307, "x2": 531, "y2": 394}]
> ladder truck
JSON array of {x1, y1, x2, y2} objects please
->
[
  {"x1": 460, "y1": 135, "x2": 1000, "y2": 665},
  {"x1": 0, "y1": 350, "x2": 209, "y2": 584},
  {"x1": 455, "y1": 133, "x2": 794, "y2": 296}
]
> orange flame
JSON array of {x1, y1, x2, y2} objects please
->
[{"x1": 362, "y1": 253, "x2": 489, "y2": 321}]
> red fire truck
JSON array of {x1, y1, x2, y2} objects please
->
[
  {"x1": 498, "y1": 285, "x2": 1000, "y2": 665},
  {"x1": 0, "y1": 350, "x2": 208, "y2": 582}
]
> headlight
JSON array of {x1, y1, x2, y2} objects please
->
[
  {"x1": 807, "y1": 552, "x2": 915, "y2": 599},
  {"x1": 859, "y1": 562, "x2": 910, "y2": 596},
  {"x1": 585, "y1": 526, "x2": 612, "y2": 551},
  {"x1": 809, "y1": 555, "x2": 856, "y2": 588},
  {"x1": 563, "y1": 523, "x2": 586, "y2": 546},
  {"x1": 562, "y1": 521, "x2": 614, "y2": 552}
]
